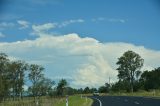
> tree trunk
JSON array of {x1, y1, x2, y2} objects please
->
[
  {"x1": 130, "y1": 70, "x2": 134, "y2": 93},
  {"x1": 131, "y1": 84, "x2": 133, "y2": 93},
  {"x1": 20, "y1": 91, "x2": 23, "y2": 100},
  {"x1": 131, "y1": 76, "x2": 134, "y2": 93}
]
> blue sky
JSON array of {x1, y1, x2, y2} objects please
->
[
  {"x1": 0, "y1": 0, "x2": 160, "y2": 88},
  {"x1": 0, "y1": 0, "x2": 160, "y2": 49}
]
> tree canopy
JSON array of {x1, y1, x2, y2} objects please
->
[{"x1": 116, "y1": 50, "x2": 144, "y2": 92}]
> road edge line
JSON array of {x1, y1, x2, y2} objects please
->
[{"x1": 91, "y1": 97, "x2": 102, "y2": 106}]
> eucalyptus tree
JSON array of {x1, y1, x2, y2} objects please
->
[
  {"x1": 36, "y1": 78, "x2": 55, "y2": 96},
  {"x1": 0, "y1": 53, "x2": 10, "y2": 101},
  {"x1": 116, "y1": 50, "x2": 144, "y2": 92},
  {"x1": 9, "y1": 60, "x2": 28, "y2": 100},
  {"x1": 57, "y1": 79, "x2": 67, "y2": 96},
  {"x1": 140, "y1": 67, "x2": 160, "y2": 90},
  {"x1": 28, "y1": 64, "x2": 44, "y2": 101}
]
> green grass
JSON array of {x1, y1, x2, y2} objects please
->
[
  {"x1": 0, "y1": 95, "x2": 93, "y2": 106},
  {"x1": 108, "y1": 89, "x2": 160, "y2": 98},
  {"x1": 0, "y1": 96, "x2": 65, "y2": 106},
  {"x1": 56, "y1": 95, "x2": 93, "y2": 106}
]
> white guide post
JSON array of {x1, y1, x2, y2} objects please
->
[{"x1": 66, "y1": 95, "x2": 68, "y2": 106}]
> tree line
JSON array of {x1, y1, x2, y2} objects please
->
[
  {"x1": 0, "y1": 52, "x2": 110, "y2": 103},
  {"x1": 80, "y1": 51, "x2": 160, "y2": 94},
  {"x1": 1, "y1": 50, "x2": 160, "y2": 102},
  {"x1": 90, "y1": 50, "x2": 160, "y2": 93},
  {"x1": 0, "y1": 53, "x2": 74, "y2": 102}
]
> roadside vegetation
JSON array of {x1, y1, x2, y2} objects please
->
[
  {"x1": 0, "y1": 53, "x2": 92, "y2": 106},
  {"x1": 0, "y1": 96, "x2": 64, "y2": 106},
  {"x1": 97, "y1": 51, "x2": 160, "y2": 98},
  {"x1": 109, "y1": 90, "x2": 160, "y2": 97},
  {"x1": 0, "y1": 95, "x2": 93, "y2": 106},
  {"x1": 0, "y1": 50, "x2": 160, "y2": 105},
  {"x1": 56, "y1": 95, "x2": 93, "y2": 106},
  {"x1": 71, "y1": 51, "x2": 160, "y2": 98},
  {"x1": 109, "y1": 51, "x2": 160, "y2": 98}
]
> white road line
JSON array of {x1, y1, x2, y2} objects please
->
[
  {"x1": 92, "y1": 97, "x2": 102, "y2": 106},
  {"x1": 134, "y1": 101, "x2": 140, "y2": 105}
]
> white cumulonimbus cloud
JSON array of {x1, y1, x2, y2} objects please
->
[{"x1": 0, "y1": 33, "x2": 160, "y2": 88}]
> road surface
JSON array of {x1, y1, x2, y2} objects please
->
[{"x1": 91, "y1": 96, "x2": 160, "y2": 106}]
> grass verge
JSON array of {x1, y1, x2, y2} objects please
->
[
  {"x1": 56, "y1": 95, "x2": 93, "y2": 106},
  {"x1": 0, "y1": 95, "x2": 93, "y2": 106},
  {"x1": 108, "y1": 90, "x2": 160, "y2": 99}
]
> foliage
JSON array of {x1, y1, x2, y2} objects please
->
[
  {"x1": 140, "y1": 67, "x2": 160, "y2": 90},
  {"x1": 56, "y1": 79, "x2": 68, "y2": 96},
  {"x1": 116, "y1": 50, "x2": 144, "y2": 92},
  {"x1": 83, "y1": 87, "x2": 90, "y2": 94},
  {"x1": 0, "y1": 53, "x2": 10, "y2": 101},
  {"x1": 1, "y1": 51, "x2": 160, "y2": 105},
  {"x1": 28, "y1": 64, "x2": 45, "y2": 103},
  {"x1": 9, "y1": 60, "x2": 28, "y2": 99},
  {"x1": 98, "y1": 83, "x2": 110, "y2": 93}
]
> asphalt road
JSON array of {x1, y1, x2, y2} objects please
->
[{"x1": 90, "y1": 96, "x2": 160, "y2": 106}]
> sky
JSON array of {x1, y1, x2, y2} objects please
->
[{"x1": 0, "y1": 0, "x2": 160, "y2": 88}]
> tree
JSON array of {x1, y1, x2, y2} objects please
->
[
  {"x1": 37, "y1": 78, "x2": 55, "y2": 96},
  {"x1": 28, "y1": 64, "x2": 44, "y2": 101},
  {"x1": 140, "y1": 67, "x2": 160, "y2": 90},
  {"x1": 83, "y1": 87, "x2": 90, "y2": 94},
  {"x1": 65, "y1": 87, "x2": 76, "y2": 95},
  {"x1": 98, "y1": 86, "x2": 108, "y2": 93},
  {"x1": 9, "y1": 60, "x2": 28, "y2": 100},
  {"x1": 90, "y1": 88, "x2": 97, "y2": 93},
  {"x1": 77, "y1": 88, "x2": 83, "y2": 94},
  {"x1": 56, "y1": 79, "x2": 67, "y2": 96},
  {"x1": 111, "y1": 80, "x2": 130, "y2": 92},
  {"x1": 116, "y1": 50, "x2": 144, "y2": 92},
  {"x1": 0, "y1": 53, "x2": 10, "y2": 101}
]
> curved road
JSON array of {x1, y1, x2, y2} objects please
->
[{"x1": 90, "y1": 96, "x2": 160, "y2": 106}]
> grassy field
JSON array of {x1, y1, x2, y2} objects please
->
[
  {"x1": 56, "y1": 95, "x2": 93, "y2": 106},
  {"x1": 0, "y1": 95, "x2": 93, "y2": 106},
  {"x1": 108, "y1": 90, "x2": 160, "y2": 98}
]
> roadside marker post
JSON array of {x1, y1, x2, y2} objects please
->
[
  {"x1": 66, "y1": 95, "x2": 68, "y2": 106},
  {"x1": 36, "y1": 98, "x2": 39, "y2": 106}
]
